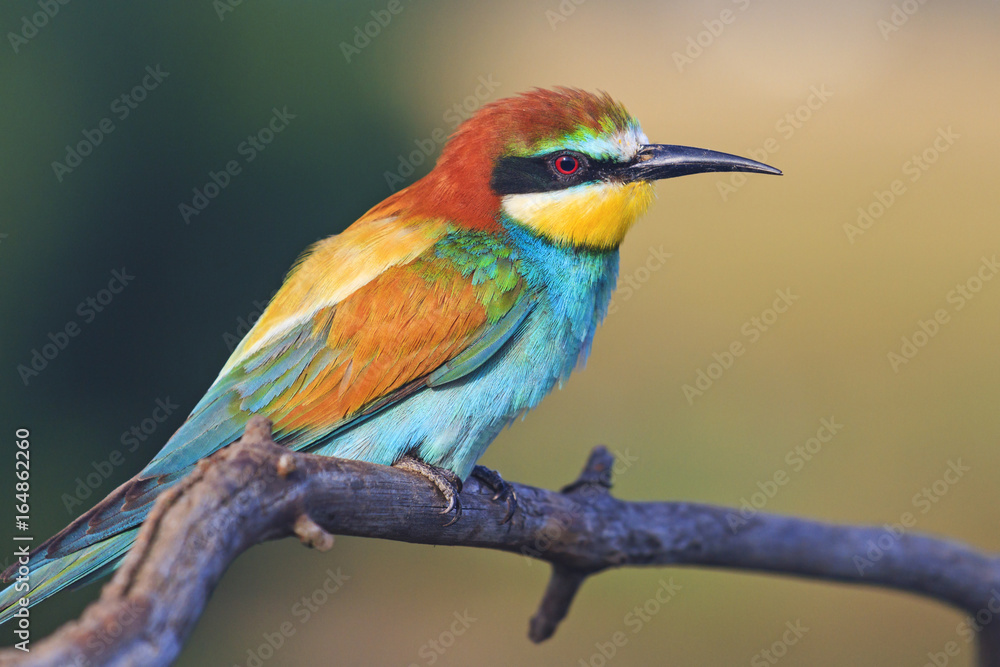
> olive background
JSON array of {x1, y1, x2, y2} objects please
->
[{"x1": 1, "y1": 1, "x2": 999, "y2": 665}]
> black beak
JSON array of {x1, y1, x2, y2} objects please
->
[{"x1": 624, "y1": 144, "x2": 782, "y2": 182}]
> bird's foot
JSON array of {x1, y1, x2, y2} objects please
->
[
  {"x1": 394, "y1": 455, "x2": 463, "y2": 526},
  {"x1": 471, "y1": 464, "x2": 518, "y2": 524}
]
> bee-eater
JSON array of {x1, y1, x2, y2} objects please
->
[{"x1": 0, "y1": 87, "x2": 779, "y2": 623}]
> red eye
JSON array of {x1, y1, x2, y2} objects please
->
[{"x1": 554, "y1": 154, "x2": 579, "y2": 175}]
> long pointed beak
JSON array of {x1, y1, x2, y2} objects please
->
[{"x1": 624, "y1": 144, "x2": 782, "y2": 182}]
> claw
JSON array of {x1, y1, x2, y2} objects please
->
[
  {"x1": 441, "y1": 495, "x2": 462, "y2": 527},
  {"x1": 472, "y1": 464, "x2": 518, "y2": 524},
  {"x1": 440, "y1": 491, "x2": 462, "y2": 527},
  {"x1": 394, "y1": 455, "x2": 463, "y2": 526}
]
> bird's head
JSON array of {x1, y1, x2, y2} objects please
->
[{"x1": 384, "y1": 87, "x2": 780, "y2": 250}]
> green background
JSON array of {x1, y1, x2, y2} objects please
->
[{"x1": 1, "y1": 0, "x2": 999, "y2": 664}]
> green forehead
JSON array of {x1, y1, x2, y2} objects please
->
[{"x1": 515, "y1": 116, "x2": 645, "y2": 161}]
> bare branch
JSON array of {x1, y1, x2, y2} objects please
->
[{"x1": 1, "y1": 417, "x2": 998, "y2": 666}]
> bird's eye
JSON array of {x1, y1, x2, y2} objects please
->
[{"x1": 553, "y1": 154, "x2": 580, "y2": 175}]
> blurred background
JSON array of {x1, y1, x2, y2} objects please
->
[{"x1": 1, "y1": 0, "x2": 999, "y2": 664}]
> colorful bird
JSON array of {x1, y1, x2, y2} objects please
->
[{"x1": 0, "y1": 87, "x2": 779, "y2": 623}]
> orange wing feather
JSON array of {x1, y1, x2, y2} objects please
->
[{"x1": 274, "y1": 261, "x2": 493, "y2": 433}]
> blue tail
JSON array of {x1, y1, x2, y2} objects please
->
[{"x1": 0, "y1": 530, "x2": 138, "y2": 624}]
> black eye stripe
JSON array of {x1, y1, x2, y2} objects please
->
[{"x1": 490, "y1": 151, "x2": 623, "y2": 195}]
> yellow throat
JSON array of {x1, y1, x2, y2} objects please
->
[{"x1": 501, "y1": 180, "x2": 656, "y2": 250}]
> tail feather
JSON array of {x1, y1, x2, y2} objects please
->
[
  {"x1": 66, "y1": 555, "x2": 126, "y2": 592},
  {"x1": 0, "y1": 530, "x2": 138, "y2": 625},
  {"x1": 40, "y1": 470, "x2": 186, "y2": 563}
]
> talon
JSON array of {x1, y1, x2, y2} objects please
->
[
  {"x1": 472, "y1": 464, "x2": 518, "y2": 524},
  {"x1": 441, "y1": 492, "x2": 460, "y2": 516},
  {"x1": 394, "y1": 454, "x2": 463, "y2": 526},
  {"x1": 442, "y1": 499, "x2": 462, "y2": 527}
]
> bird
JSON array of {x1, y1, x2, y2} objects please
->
[{"x1": 0, "y1": 87, "x2": 779, "y2": 624}]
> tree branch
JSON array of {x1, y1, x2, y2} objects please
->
[{"x1": 2, "y1": 417, "x2": 998, "y2": 666}]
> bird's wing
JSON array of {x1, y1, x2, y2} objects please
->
[{"x1": 38, "y1": 215, "x2": 532, "y2": 561}]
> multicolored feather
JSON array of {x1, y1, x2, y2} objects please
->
[{"x1": 0, "y1": 87, "x2": 780, "y2": 624}]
